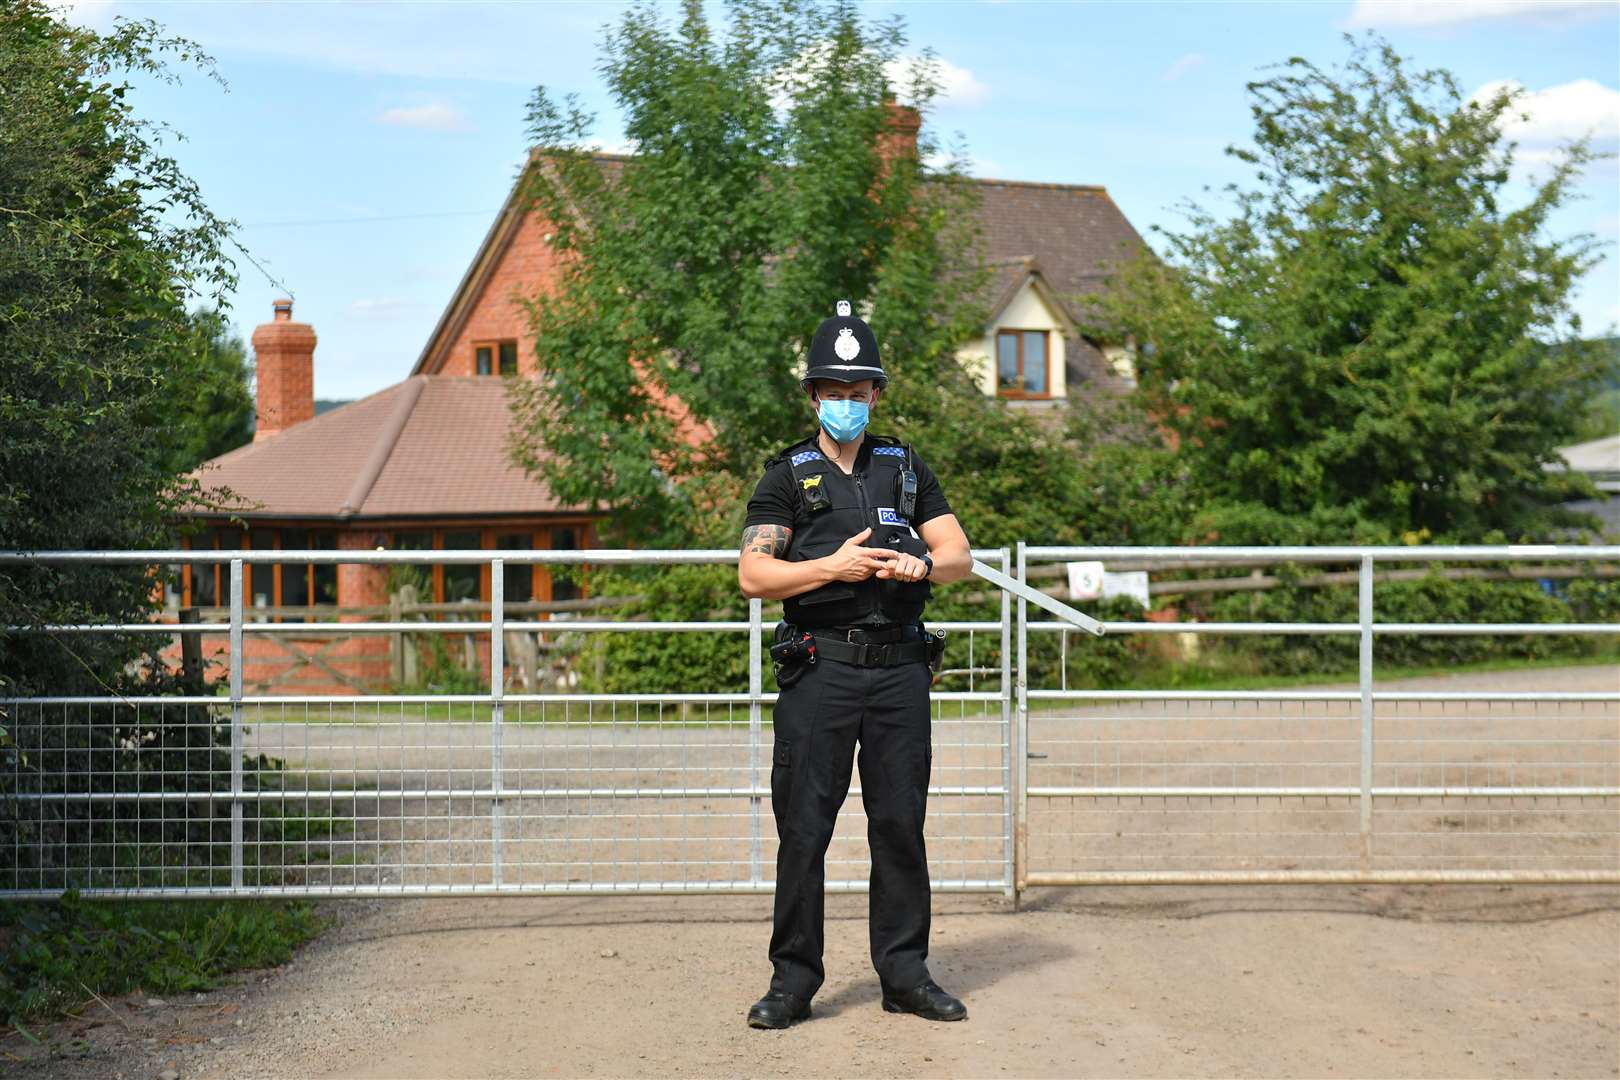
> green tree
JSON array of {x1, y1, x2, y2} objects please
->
[
  {"x1": 0, "y1": 4, "x2": 312, "y2": 908},
  {"x1": 0, "y1": 1, "x2": 237, "y2": 689},
  {"x1": 153, "y1": 307, "x2": 255, "y2": 475},
  {"x1": 1569, "y1": 336, "x2": 1619, "y2": 443},
  {"x1": 508, "y1": 0, "x2": 989, "y2": 547},
  {"x1": 1093, "y1": 35, "x2": 1610, "y2": 545}
]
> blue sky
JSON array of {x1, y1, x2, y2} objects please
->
[{"x1": 63, "y1": 0, "x2": 1620, "y2": 401}]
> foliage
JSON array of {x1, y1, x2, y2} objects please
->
[
  {"x1": 2, "y1": 661, "x2": 294, "y2": 891},
  {"x1": 576, "y1": 565, "x2": 751, "y2": 694},
  {"x1": 1090, "y1": 34, "x2": 1610, "y2": 546},
  {"x1": 154, "y1": 306, "x2": 255, "y2": 475},
  {"x1": 1, "y1": 0, "x2": 240, "y2": 702},
  {"x1": 0, "y1": 6, "x2": 326, "y2": 927},
  {"x1": 1, "y1": 891, "x2": 324, "y2": 1025},
  {"x1": 509, "y1": 0, "x2": 989, "y2": 547},
  {"x1": 1570, "y1": 336, "x2": 1619, "y2": 443},
  {"x1": 1191, "y1": 571, "x2": 1609, "y2": 676}
]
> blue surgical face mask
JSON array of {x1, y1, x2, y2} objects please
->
[{"x1": 817, "y1": 397, "x2": 869, "y2": 443}]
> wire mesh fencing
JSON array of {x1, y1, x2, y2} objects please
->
[
  {"x1": 1014, "y1": 545, "x2": 1620, "y2": 886},
  {"x1": 1, "y1": 548, "x2": 1012, "y2": 898},
  {"x1": 3, "y1": 544, "x2": 1616, "y2": 898}
]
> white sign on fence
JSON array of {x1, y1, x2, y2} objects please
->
[{"x1": 1066, "y1": 561, "x2": 1151, "y2": 609}]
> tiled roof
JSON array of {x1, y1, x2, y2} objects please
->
[
  {"x1": 972, "y1": 179, "x2": 1145, "y2": 326},
  {"x1": 189, "y1": 377, "x2": 559, "y2": 520}
]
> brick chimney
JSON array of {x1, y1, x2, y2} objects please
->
[
  {"x1": 877, "y1": 96, "x2": 921, "y2": 170},
  {"x1": 251, "y1": 298, "x2": 316, "y2": 441}
]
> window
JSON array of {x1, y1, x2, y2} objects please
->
[
  {"x1": 184, "y1": 528, "x2": 338, "y2": 615},
  {"x1": 272, "y1": 529, "x2": 338, "y2": 622},
  {"x1": 441, "y1": 530, "x2": 483, "y2": 605},
  {"x1": 474, "y1": 340, "x2": 519, "y2": 377},
  {"x1": 248, "y1": 529, "x2": 275, "y2": 608},
  {"x1": 376, "y1": 526, "x2": 590, "y2": 608},
  {"x1": 996, "y1": 329, "x2": 1050, "y2": 399},
  {"x1": 496, "y1": 533, "x2": 534, "y2": 606},
  {"x1": 186, "y1": 526, "x2": 238, "y2": 608}
]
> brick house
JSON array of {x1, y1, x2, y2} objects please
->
[{"x1": 180, "y1": 105, "x2": 1145, "y2": 693}]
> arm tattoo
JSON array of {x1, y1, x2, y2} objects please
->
[{"x1": 740, "y1": 524, "x2": 791, "y2": 558}]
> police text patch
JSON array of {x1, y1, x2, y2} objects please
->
[{"x1": 877, "y1": 507, "x2": 909, "y2": 526}]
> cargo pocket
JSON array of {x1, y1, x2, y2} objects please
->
[{"x1": 771, "y1": 737, "x2": 793, "y2": 817}]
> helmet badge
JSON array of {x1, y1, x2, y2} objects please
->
[
  {"x1": 835, "y1": 299, "x2": 852, "y2": 317},
  {"x1": 833, "y1": 327, "x2": 861, "y2": 361}
]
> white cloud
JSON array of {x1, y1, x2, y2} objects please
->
[
  {"x1": 375, "y1": 103, "x2": 472, "y2": 134},
  {"x1": 1472, "y1": 78, "x2": 1620, "y2": 153},
  {"x1": 771, "y1": 48, "x2": 988, "y2": 116},
  {"x1": 885, "y1": 56, "x2": 991, "y2": 108},
  {"x1": 1346, "y1": 0, "x2": 1612, "y2": 28},
  {"x1": 1163, "y1": 53, "x2": 1206, "y2": 82}
]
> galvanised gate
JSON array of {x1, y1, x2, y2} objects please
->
[{"x1": 3, "y1": 545, "x2": 1616, "y2": 900}]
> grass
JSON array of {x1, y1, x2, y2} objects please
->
[
  {"x1": 1085, "y1": 644, "x2": 1620, "y2": 694},
  {"x1": 0, "y1": 891, "x2": 328, "y2": 1029}
]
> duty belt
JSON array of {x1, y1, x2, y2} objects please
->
[{"x1": 810, "y1": 632, "x2": 929, "y2": 668}]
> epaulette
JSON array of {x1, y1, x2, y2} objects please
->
[
  {"x1": 763, "y1": 434, "x2": 819, "y2": 471},
  {"x1": 865, "y1": 432, "x2": 912, "y2": 461}
]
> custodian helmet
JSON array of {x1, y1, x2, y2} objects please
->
[{"x1": 801, "y1": 299, "x2": 887, "y2": 389}]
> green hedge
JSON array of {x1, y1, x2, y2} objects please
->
[
  {"x1": 567, "y1": 567, "x2": 1617, "y2": 694},
  {"x1": 1192, "y1": 569, "x2": 1620, "y2": 677}
]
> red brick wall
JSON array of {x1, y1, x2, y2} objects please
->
[{"x1": 439, "y1": 211, "x2": 566, "y2": 377}]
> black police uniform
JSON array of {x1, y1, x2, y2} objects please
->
[{"x1": 743, "y1": 411, "x2": 955, "y2": 1002}]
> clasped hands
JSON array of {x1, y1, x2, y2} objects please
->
[{"x1": 823, "y1": 526, "x2": 929, "y2": 584}]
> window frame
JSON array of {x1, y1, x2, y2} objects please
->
[
  {"x1": 182, "y1": 527, "x2": 340, "y2": 615},
  {"x1": 995, "y1": 328, "x2": 1054, "y2": 400},
  {"x1": 384, "y1": 524, "x2": 591, "y2": 610},
  {"x1": 472, "y1": 339, "x2": 519, "y2": 377}
]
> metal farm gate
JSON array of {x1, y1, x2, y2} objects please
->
[{"x1": 2, "y1": 545, "x2": 1616, "y2": 900}]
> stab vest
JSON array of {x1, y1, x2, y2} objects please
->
[{"x1": 766, "y1": 433, "x2": 933, "y2": 628}]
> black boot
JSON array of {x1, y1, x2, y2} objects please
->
[
  {"x1": 880, "y1": 978, "x2": 967, "y2": 1021},
  {"x1": 747, "y1": 988, "x2": 812, "y2": 1029}
]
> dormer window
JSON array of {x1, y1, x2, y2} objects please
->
[
  {"x1": 997, "y1": 329, "x2": 1050, "y2": 399},
  {"x1": 475, "y1": 340, "x2": 518, "y2": 376}
]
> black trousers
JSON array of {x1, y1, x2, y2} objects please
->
[{"x1": 768, "y1": 654, "x2": 933, "y2": 1000}]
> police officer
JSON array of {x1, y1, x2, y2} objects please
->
[{"x1": 738, "y1": 300, "x2": 973, "y2": 1029}]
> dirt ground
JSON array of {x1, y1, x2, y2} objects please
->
[
  {"x1": 7, "y1": 884, "x2": 1618, "y2": 1079},
  {"x1": 6, "y1": 664, "x2": 1617, "y2": 1078}
]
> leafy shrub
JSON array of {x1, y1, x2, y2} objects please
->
[
  {"x1": 2, "y1": 659, "x2": 291, "y2": 892},
  {"x1": 1194, "y1": 568, "x2": 1606, "y2": 676}
]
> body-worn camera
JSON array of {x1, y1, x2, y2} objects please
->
[{"x1": 770, "y1": 622, "x2": 818, "y2": 688}]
